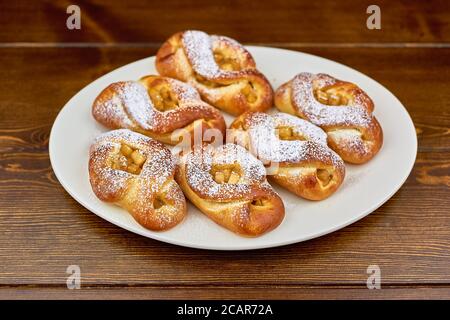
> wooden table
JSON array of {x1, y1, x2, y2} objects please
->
[{"x1": 0, "y1": 0, "x2": 449, "y2": 300}]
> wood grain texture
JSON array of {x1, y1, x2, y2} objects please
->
[
  {"x1": 0, "y1": 0, "x2": 449, "y2": 44},
  {"x1": 0, "y1": 46, "x2": 449, "y2": 300},
  {"x1": 1, "y1": 0, "x2": 449, "y2": 300},
  {"x1": 2, "y1": 286, "x2": 450, "y2": 300}
]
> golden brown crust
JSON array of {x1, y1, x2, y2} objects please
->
[
  {"x1": 229, "y1": 112, "x2": 345, "y2": 200},
  {"x1": 88, "y1": 129, "x2": 186, "y2": 231},
  {"x1": 175, "y1": 144, "x2": 285, "y2": 237},
  {"x1": 92, "y1": 75, "x2": 226, "y2": 146},
  {"x1": 274, "y1": 73, "x2": 383, "y2": 164},
  {"x1": 156, "y1": 30, "x2": 273, "y2": 116}
]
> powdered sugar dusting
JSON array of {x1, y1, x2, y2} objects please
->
[
  {"x1": 292, "y1": 73, "x2": 373, "y2": 128},
  {"x1": 93, "y1": 77, "x2": 223, "y2": 135},
  {"x1": 90, "y1": 129, "x2": 175, "y2": 194},
  {"x1": 185, "y1": 144, "x2": 267, "y2": 201},
  {"x1": 272, "y1": 112, "x2": 327, "y2": 144},
  {"x1": 181, "y1": 30, "x2": 251, "y2": 80},
  {"x1": 118, "y1": 82, "x2": 155, "y2": 129},
  {"x1": 182, "y1": 30, "x2": 222, "y2": 79},
  {"x1": 90, "y1": 142, "x2": 130, "y2": 200},
  {"x1": 239, "y1": 112, "x2": 344, "y2": 168},
  {"x1": 88, "y1": 129, "x2": 186, "y2": 226},
  {"x1": 166, "y1": 78, "x2": 200, "y2": 101}
]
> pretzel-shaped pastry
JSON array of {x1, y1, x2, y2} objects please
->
[
  {"x1": 92, "y1": 75, "x2": 226, "y2": 146},
  {"x1": 176, "y1": 143, "x2": 285, "y2": 236},
  {"x1": 156, "y1": 30, "x2": 273, "y2": 116},
  {"x1": 275, "y1": 73, "x2": 383, "y2": 164},
  {"x1": 229, "y1": 112, "x2": 345, "y2": 200},
  {"x1": 89, "y1": 129, "x2": 186, "y2": 231}
]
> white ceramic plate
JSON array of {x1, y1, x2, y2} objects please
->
[{"x1": 49, "y1": 46, "x2": 417, "y2": 250}]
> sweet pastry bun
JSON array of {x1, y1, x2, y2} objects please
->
[
  {"x1": 229, "y1": 112, "x2": 345, "y2": 200},
  {"x1": 275, "y1": 73, "x2": 383, "y2": 164},
  {"x1": 88, "y1": 129, "x2": 186, "y2": 230},
  {"x1": 156, "y1": 30, "x2": 273, "y2": 116},
  {"x1": 92, "y1": 75, "x2": 226, "y2": 146},
  {"x1": 176, "y1": 143, "x2": 285, "y2": 236}
]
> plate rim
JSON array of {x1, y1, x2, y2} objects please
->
[{"x1": 49, "y1": 45, "x2": 418, "y2": 251}]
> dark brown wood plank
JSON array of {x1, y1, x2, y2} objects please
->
[
  {"x1": 0, "y1": 47, "x2": 449, "y2": 295},
  {"x1": 0, "y1": 0, "x2": 449, "y2": 44},
  {"x1": 2, "y1": 286, "x2": 450, "y2": 300}
]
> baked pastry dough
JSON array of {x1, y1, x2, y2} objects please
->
[
  {"x1": 92, "y1": 75, "x2": 226, "y2": 146},
  {"x1": 275, "y1": 73, "x2": 383, "y2": 164},
  {"x1": 156, "y1": 30, "x2": 273, "y2": 116},
  {"x1": 89, "y1": 129, "x2": 186, "y2": 230},
  {"x1": 176, "y1": 143, "x2": 285, "y2": 236},
  {"x1": 229, "y1": 112, "x2": 345, "y2": 200}
]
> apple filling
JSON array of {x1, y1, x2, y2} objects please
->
[
  {"x1": 249, "y1": 197, "x2": 273, "y2": 212},
  {"x1": 194, "y1": 73, "x2": 223, "y2": 88},
  {"x1": 241, "y1": 82, "x2": 257, "y2": 103},
  {"x1": 316, "y1": 168, "x2": 332, "y2": 186},
  {"x1": 153, "y1": 195, "x2": 166, "y2": 210},
  {"x1": 314, "y1": 86, "x2": 351, "y2": 106},
  {"x1": 214, "y1": 51, "x2": 240, "y2": 71},
  {"x1": 112, "y1": 144, "x2": 147, "y2": 175},
  {"x1": 210, "y1": 164, "x2": 242, "y2": 184},
  {"x1": 277, "y1": 126, "x2": 306, "y2": 141},
  {"x1": 149, "y1": 85, "x2": 178, "y2": 111}
]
